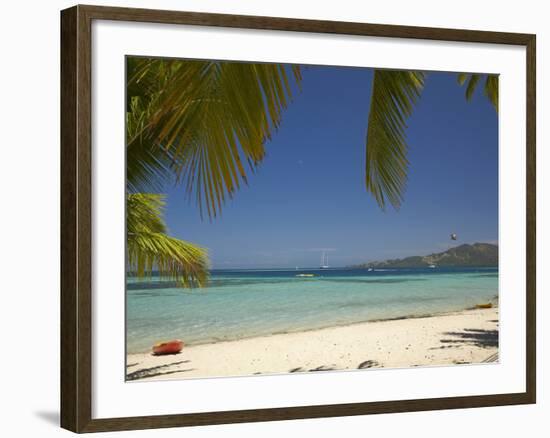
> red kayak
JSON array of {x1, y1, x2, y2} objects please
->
[{"x1": 152, "y1": 340, "x2": 184, "y2": 355}]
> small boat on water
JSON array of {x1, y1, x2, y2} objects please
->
[
  {"x1": 428, "y1": 264, "x2": 437, "y2": 269},
  {"x1": 296, "y1": 273, "x2": 315, "y2": 278},
  {"x1": 152, "y1": 339, "x2": 184, "y2": 355}
]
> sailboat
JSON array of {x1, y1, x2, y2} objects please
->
[{"x1": 320, "y1": 251, "x2": 330, "y2": 269}]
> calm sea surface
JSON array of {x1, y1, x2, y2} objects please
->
[{"x1": 126, "y1": 267, "x2": 498, "y2": 353}]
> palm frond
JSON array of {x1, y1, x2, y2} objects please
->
[
  {"x1": 484, "y1": 75, "x2": 499, "y2": 111},
  {"x1": 127, "y1": 231, "x2": 209, "y2": 288},
  {"x1": 126, "y1": 193, "x2": 209, "y2": 287},
  {"x1": 126, "y1": 58, "x2": 302, "y2": 217},
  {"x1": 365, "y1": 69, "x2": 426, "y2": 210},
  {"x1": 465, "y1": 74, "x2": 481, "y2": 100},
  {"x1": 126, "y1": 96, "x2": 174, "y2": 192},
  {"x1": 457, "y1": 73, "x2": 498, "y2": 111},
  {"x1": 127, "y1": 193, "x2": 166, "y2": 234},
  {"x1": 457, "y1": 73, "x2": 468, "y2": 85}
]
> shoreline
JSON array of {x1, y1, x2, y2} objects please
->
[
  {"x1": 127, "y1": 301, "x2": 498, "y2": 354},
  {"x1": 127, "y1": 307, "x2": 499, "y2": 381}
]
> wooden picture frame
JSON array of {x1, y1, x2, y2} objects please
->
[{"x1": 61, "y1": 4, "x2": 536, "y2": 433}]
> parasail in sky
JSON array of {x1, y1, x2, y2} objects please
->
[{"x1": 450, "y1": 233, "x2": 457, "y2": 241}]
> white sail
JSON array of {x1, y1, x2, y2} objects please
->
[{"x1": 320, "y1": 251, "x2": 329, "y2": 269}]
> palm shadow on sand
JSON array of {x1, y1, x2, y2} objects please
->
[
  {"x1": 126, "y1": 360, "x2": 194, "y2": 381},
  {"x1": 440, "y1": 329, "x2": 499, "y2": 349}
]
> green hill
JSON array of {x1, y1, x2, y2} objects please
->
[{"x1": 353, "y1": 243, "x2": 498, "y2": 268}]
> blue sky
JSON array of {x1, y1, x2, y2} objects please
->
[{"x1": 163, "y1": 65, "x2": 498, "y2": 269}]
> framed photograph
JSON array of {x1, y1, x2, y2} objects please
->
[{"x1": 60, "y1": 4, "x2": 536, "y2": 433}]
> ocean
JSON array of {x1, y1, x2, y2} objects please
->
[{"x1": 126, "y1": 267, "x2": 498, "y2": 353}]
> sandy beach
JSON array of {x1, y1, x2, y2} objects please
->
[{"x1": 126, "y1": 307, "x2": 498, "y2": 381}]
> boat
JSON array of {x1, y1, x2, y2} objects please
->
[
  {"x1": 367, "y1": 267, "x2": 373, "y2": 272},
  {"x1": 428, "y1": 264, "x2": 436, "y2": 269},
  {"x1": 320, "y1": 251, "x2": 330, "y2": 269},
  {"x1": 296, "y1": 273, "x2": 315, "y2": 278},
  {"x1": 152, "y1": 339, "x2": 184, "y2": 355}
]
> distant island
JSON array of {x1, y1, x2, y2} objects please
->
[{"x1": 352, "y1": 243, "x2": 498, "y2": 268}]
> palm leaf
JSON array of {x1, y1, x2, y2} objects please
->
[
  {"x1": 127, "y1": 193, "x2": 166, "y2": 234},
  {"x1": 365, "y1": 69, "x2": 425, "y2": 210},
  {"x1": 127, "y1": 193, "x2": 209, "y2": 287},
  {"x1": 127, "y1": 231, "x2": 209, "y2": 288},
  {"x1": 483, "y1": 75, "x2": 499, "y2": 110},
  {"x1": 126, "y1": 58, "x2": 302, "y2": 218},
  {"x1": 126, "y1": 96, "x2": 174, "y2": 192},
  {"x1": 465, "y1": 74, "x2": 481, "y2": 100},
  {"x1": 457, "y1": 73, "x2": 498, "y2": 111}
]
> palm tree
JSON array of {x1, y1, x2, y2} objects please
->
[
  {"x1": 126, "y1": 58, "x2": 301, "y2": 286},
  {"x1": 126, "y1": 57, "x2": 497, "y2": 287}
]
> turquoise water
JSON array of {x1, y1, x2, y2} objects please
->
[{"x1": 126, "y1": 267, "x2": 498, "y2": 353}]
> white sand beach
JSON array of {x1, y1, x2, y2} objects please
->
[{"x1": 126, "y1": 307, "x2": 498, "y2": 381}]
